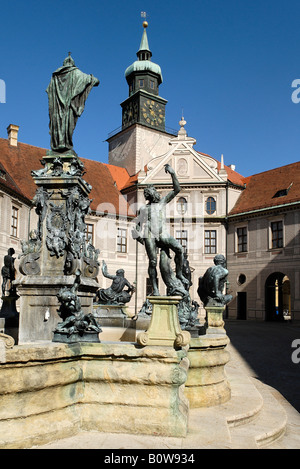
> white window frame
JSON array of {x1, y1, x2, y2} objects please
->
[
  {"x1": 175, "y1": 229, "x2": 188, "y2": 254},
  {"x1": 205, "y1": 196, "x2": 217, "y2": 215},
  {"x1": 269, "y1": 218, "x2": 284, "y2": 250},
  {"x1": 117, "y1": 227, "x2": 127, "y2": 253},
  {"x1": 235, "y1": 225, "x2": 248, "y2": 253},
  {"x1": 204, "y1": 229, "x2": 217, "y2": 254},
  {"x1": 11, "y1": 206, "x2": 19, "y2": 238}
]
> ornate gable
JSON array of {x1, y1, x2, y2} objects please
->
[{"x1": 140, "y1": 118, "x2": 226, "y2": 185}]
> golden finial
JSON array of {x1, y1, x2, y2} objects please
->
[{"x1": 141, "y1": 11, "x2": 148, "y2": 28}]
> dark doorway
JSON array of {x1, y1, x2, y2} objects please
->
[
  {"x1": 237, "y1": 292, "x2": 247, "y2": 319},
  {"x1": 265, "y1": 272, "x2": 290, "y2": 321}
]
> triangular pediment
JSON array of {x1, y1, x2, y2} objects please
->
[{"x1": 141, "y1": 142, "x2": 224, "y2": 185}]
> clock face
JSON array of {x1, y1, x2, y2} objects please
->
[
  {"x1": 142, "y1": 99, "x2": 164, "y2": 127},
  {"x1": 122, "y1": 101, "x2": 138, "y2": 127}
]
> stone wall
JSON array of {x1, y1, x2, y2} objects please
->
[{"x1": 0, "y1": 341, "x2": 189, "y2": 448}]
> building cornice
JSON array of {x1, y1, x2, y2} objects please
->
[{"x1": 228, "y1": 201, "x2": 300, "y2": 220}]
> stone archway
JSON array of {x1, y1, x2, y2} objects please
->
[{"x1": 265, "y1": 272, "x2": 291, "y2": 321}]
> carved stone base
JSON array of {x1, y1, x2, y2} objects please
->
[
  {"x1": 52, "y1": 331, "x2": 100, "y2": 344},
  {"x1": 15, "y1": 275, "x2": 98, "y2": 344},
  {"x1": 93, "y1": 304, "x2": 145, "y2": 342},
  {"x1": 136, "y1": 296, "x2": 190, "y2": 348},
  {"x1": 93, "y1": 304, "x2": 127, "y2": 322},
  {"x1": 0, "y1": 332, "x2": 15, "y2": 349},
  {"x1": 184, "y1": 334, "x2": 231, "y2": 408},
  {"x1": 205, "y1": 305, "x2": 226, "y2": 335},
  {"x1": 184, "y1": 304, "x2": 231, "y2": 407}
]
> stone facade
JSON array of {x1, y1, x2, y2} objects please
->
[
  {"x1": 227, "y1": 205, "x2": 300, "y2": 321},
  {"x1": 0, "y1": 190, "x2": 34, "y2": 264},
  {"x1": 104, "y1": 120, "x2": 243, "y2": 318},
  {"x1": 108, "y1": 124, "x2": 174, "y2": 176}
]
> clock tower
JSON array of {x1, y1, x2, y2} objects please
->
[
  {"x1": 122, "y1": 21, "x2": 167, "y2": 131},
  {"x1": 108, "y1": 22, "x2": 174, "y2": 175}
]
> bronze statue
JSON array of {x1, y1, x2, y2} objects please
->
[
  {"x1": 1, "y1": 248, "x2": 16, "y2": 296},
  {"x1": 95, "y1": 261, "x2": 135, "y2": 305},
  {"x1": 132, "y1": 164, "x2": 188, "y2": 296},
  {"x1": 198, "y1": 254, "x2": 233, "y2": 307},
  {"x1": 182, "y1": 253, "x2": 193, "y2": 291},
  {"x1": 32, "y1": 187, "x2": 53, "y2": 239},
  {"x1": 53, "y1": 270, "x2": 101, "y2": 342},
  {"x1": 46, "y1": 53, "x2": 99, "y2": 154}
]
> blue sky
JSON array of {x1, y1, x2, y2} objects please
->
[{"x1": 1, "y1": 0, "x2": 300, "y2": 177}]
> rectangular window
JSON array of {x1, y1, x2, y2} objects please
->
[
  {"x1": 11, "y1": 206, "x2": 18, "y2": 237},
  {"x1": 176, "y1": 230, "x2": 188, "y2": 254},
  {"x1": 85, "y1": 223, "x2": 94, "y2": 244},
  {"x1": 237, "y1": 227, "x2": 247, "y2": 252},
  {"x1": 117, "y1": 228, "x2": 127, "y2": 253},
  {"x1": 204, "y1": 230, "x2": 216, "y2": 254},
  {"x1": 271, "y1": 221, "x2": 283, "y2": 249},
  {"x1": 150, "y1": 80, "x2": 154, "y2": 89},
  {"x1": 139, "y1": 79, "x2": 144, "y2": 88}
]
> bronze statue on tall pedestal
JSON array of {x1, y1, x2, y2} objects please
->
[
  {"x1": 46, "y1": 53, "x2": 99, "y2": 154},
  {"x1": 132, "y1": 164, "x2": 199, "y2": 333},
  {"x1": 132, "y1": 164, "x2": 188, "y2": 296},
  {"x1": 15, "y1": 54, "x2": 100, "y2": 344}
]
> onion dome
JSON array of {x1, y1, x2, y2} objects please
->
[{"x1": 125, "y1": 22, "x2": 163, "y2": 85}]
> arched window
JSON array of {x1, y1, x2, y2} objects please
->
[
  {"x1": 177, "y1": 197, "x2": 187, "y2": 215},
  {"x1": 206, "y1": 197, "x2": 216, "y2": 215}
]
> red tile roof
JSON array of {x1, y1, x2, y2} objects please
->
[
  {"x1": 3, "y1": 136, "x2": 297, "y2": 220},
  {"x1": 216, "y1": 161, "x2": 246, "y2": 186},
  {"x1": 104, "y1": 164, "x2": 131, "y2": 191},
  {"x1": 0, "y1": 160, "x2": 25, "y2": 199},
  {"x1": 0, "y1": 138, "x2": 133, "y2": 217},
  {"x1": 0, "y1": 139, "x2": 46, "y2": 200},
  {"x1": 197, "y1": 151, "x2": 246, "y2": 186},
  {"x1": 229, "y1": 162, "x2": 300, "y2": 216},
  {"x1": 81, "y1": 158, "x2": 134, "y2": 216},
  {"x1": 121, "y1": 172, "x2": 140, "y2": 190}
]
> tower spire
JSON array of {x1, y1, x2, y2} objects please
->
[
  {"x1": 122, "y1": 18, "x2": 166, "y2": 131},
  {"x1": 137, "y1": 19, "x2": 152, "y2": 61}
]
